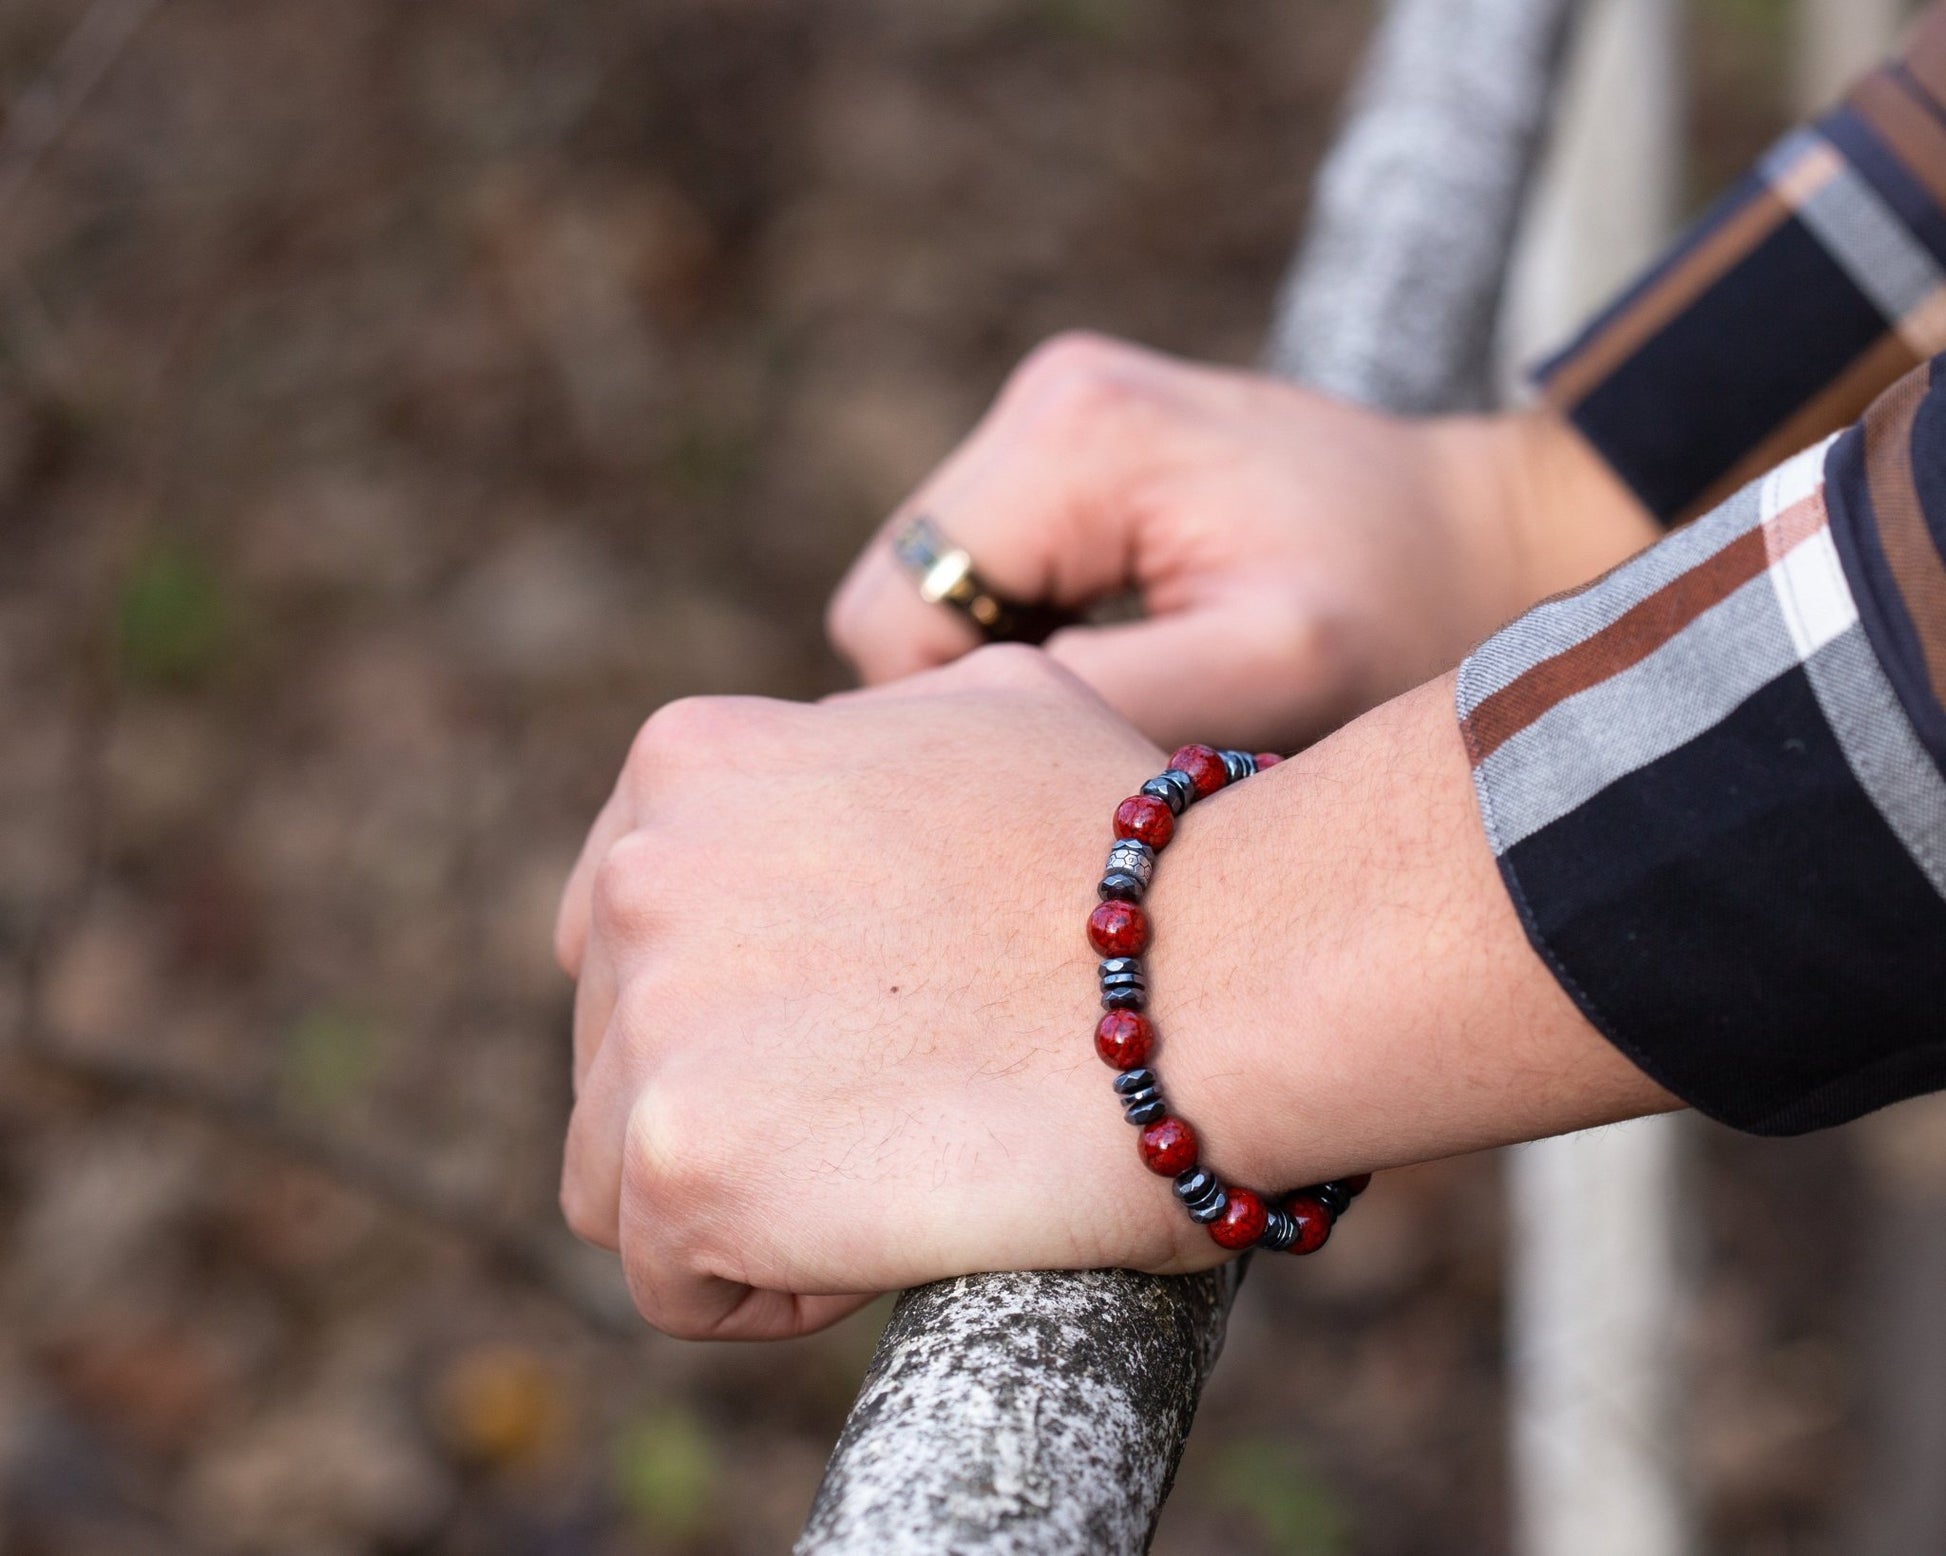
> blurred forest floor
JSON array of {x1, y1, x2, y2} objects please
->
[{"x1": 0, "y1": 0, "x2": 1881, "y2": 1552}]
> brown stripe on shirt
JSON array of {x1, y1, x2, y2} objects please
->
[
  {"x1": 1849, "y1": 70, "x2": 1946, "y2": 214},
  {"x1": 1463, "y1": 495, "x2": 1830, "y2": 765},
  {"x1": 1861, "y1": 365, "x2": 1946, "y2": 708},
  {"x1": 1900, "y1": 2, "x2": 1946, "y2": 106}
]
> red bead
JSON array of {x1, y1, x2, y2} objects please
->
[
  {"x1": 1169, "y1": 744, "x2": 1228, "y2": 798},
  {"x1": 1094, "y1": 1010, "x2": 1155, "y2": 1070},
  {"x1": 1137, "y1": 1116, "x2": 1199, "y2": 1176},
  {"x1": 1209, "y1": 1186, "x2": 1268, "y2": 1250},
  {"x1": 1113, "y1": 794, "x2": 1174, "y2": 849},
  {"x1": 1087, "y1": 900, "x2": 1151, "y2": 957},
  {"x1": 1342, "y1": 1172, "x2": 1372, "y2": 1197},
  {"x1": 1253, "y1": 752, "x2": 1283, "y2": 769},
  {"x1": 1283, "y1": 1195, "x2": 1333, "y2": 1255}
]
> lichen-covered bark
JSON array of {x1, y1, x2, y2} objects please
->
[
  {"x1": 794, "y1": 1266, "x2": 1240, "y2": 1555},
  {"x1": 797, "y1": 4, "x2": 1583, "y2": 1549}
]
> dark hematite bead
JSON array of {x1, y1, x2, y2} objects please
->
[
  {"x1": 1311, "y1": 1181, "x2": 1353, "y2": 1219},
  {"x1": 1140, "y1": 771, "x2": 1195, "y2": 815},
  {"x1": 1174, "y1": 1167, "x2": 1228, "y2": 1223},
  {"x1": 1114, "y1": 1069, "x2": 1163, "y2": 1124},
  {"x1": 1259, "y1": 1208, "x2": 1298, "y2": 1252},
  {"x1": 1342, "y1": 1172, "x2": 1372, "y2": 1197},
  {"x1": 1098, "y1": 957, "x2": 1147, "y2": 1010},
  {"x1": 1098, "y1": 870, "x2": 1146, "y2": 902},
  {"x1": 1219, "y1": 749, "x2": 1256, "y2": 784}
]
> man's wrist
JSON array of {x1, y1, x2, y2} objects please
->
[
  {"x1": 1144, "y1": 674, "x2": 1679, "y2": 1199},
  {"x1": 1495, "y1": 406, "x2": 1660, "y2": 607},
  {"x1": 1416, "y1": 408, "x2": 1659, "y2": 653}
]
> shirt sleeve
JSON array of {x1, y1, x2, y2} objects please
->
[
  {"x1": 1459, "y1": 358, "x2": 1946, "y2": 1136},
  {"x1": 1538, "y1": 3, "x2": 1946, "y2": 525}
]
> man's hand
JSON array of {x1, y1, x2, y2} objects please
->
[
  {"x1": 827, "y1": 332, "x2": 1656, "y2": 752},
  {"x1": 553, "y1": 647, "x2": 1675, "y2": 1341}
]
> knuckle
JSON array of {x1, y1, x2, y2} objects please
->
[
  {"x1": 628, "y1": 695, "x2": 779, "y2": 785},
  {"x1": 628, "y1": 697, "x2": 708, "y2": 768},
  {"x1": 620, "y1": 1083, "x2": 710, "y2": 1213},
  {"x1": 589, "y1": 833, "x2": 657, "y2": 935},
  {"x1": 959, "y1": 641, "x2": 1057, "y2": 688},
  {"x1": 1008, "y1": 331, "x2": 1140, "y2": 428}
]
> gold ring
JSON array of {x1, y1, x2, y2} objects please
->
[{"x1": 889, "y1": 515, "x2": 1066, "y2": 643}]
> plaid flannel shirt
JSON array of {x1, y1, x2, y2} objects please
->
[{"x1": 1462, "y1": 8, "x2": 1946, "y2": 1133}]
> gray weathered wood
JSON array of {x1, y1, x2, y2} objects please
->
[{"x1": 796, "y1": 4, "x2": 1584, "y2": 1550}]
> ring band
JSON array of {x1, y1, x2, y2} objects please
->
[{"x1": 890, "y1": 515, "x2": 1070, "y2": 645}]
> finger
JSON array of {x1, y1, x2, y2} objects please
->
[
  {"x1": 559, "y1": 1010, "x2": 644, "y2": 1248},
  {"x1": 554, "y1": 785, "x2": 633, "y2": 978},
  {"x1": 616, "y1": 1187, "x2": 877, "y2": 1340},
  {"x1": 1042, "y1": 602, "x2": 1330, "y2": 753},
  {"x1": 827, "y1": 350, "x2": 1168, "y2": 685},
  {"x1": 570, "y1": 932, "x2": 620, "y2": 1092}
]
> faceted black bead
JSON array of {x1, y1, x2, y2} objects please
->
[
  {"x1": 1141, "y1": 771, "x2": 1195, "y2": 815},
  {"x1": 1219, "y1": 749, "x2": 1256, "y2": 784},
  {"x1": 1099, "y1": 956, "x2": 1148, "y2": 1010},
  {"x1": 1098, "y1": 870, "x2": 1147, "y2": 903},
  {"x1": 1113, "y1": 1068, "x2": 1158, "y2": 1096},
  {"x1": 1310, "y1": 1182, "x2": 1352, "y2": 1219},
  {"x1": 1186, "y1": 1186, "x2": 1228, "y2": 1223},
  {"x1": 1122, "y1": 1097, "x2": 1166, "y2": 1126},
  {"x1": 1172, "y1": 1166, "x2": 1227, "y2": 1222},
  {"x1": 1259, "y1": 1208, "x2": 1298, "y2": 1252},
  {"x1": 1174, "y1": 1167, "x2": 1218, "y2": 1201}
]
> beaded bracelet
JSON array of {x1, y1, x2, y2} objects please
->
[{"x1": 1090, "y1": 743, "x2": 1371, "y2": 1254}]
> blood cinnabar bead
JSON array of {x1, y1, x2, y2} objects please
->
[
  {"x1": 1342, "y1": 1172, "x2": 1372, "y2": 1197},
  {"x1": 1113, "y1": 794, "x2": 1175, "y2": 848},
  {"x1": 1138, "y1": 1116, "x2": 1199, "y2": 1176},
  {"x1": 1087, "y1": 900, "x2": 1151, "y2": 957},
  {"x1": 1094, "y1": 1010, "x2": 1154, "y2": 1070},
  {"x1": 1169, "y1": 744, "x2": 1229, "y2": 798},
  {"x1": 1253, "y1": 752, "x2": 1283, "y2": 769},
  {"x1": 1209, "y1": 1186, "x2": 1269, "y2": 1250},
  {"x1": 1282, "y1": 1195, "x2": 1333, "y2": 1255}
]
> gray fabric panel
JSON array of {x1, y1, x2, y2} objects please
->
[
  {"x1": 1803, "y1": 624, "x2": 1946, "y2": 902},
  {"x1": 1473, "y1": 566, "x2": 1800, "y2": 852},
  {"x1": 1458, "y1": 476, "x2": 1767, "y2": 714},
  {"x1": 1787, "y1": 139, "x2": 1945, "y2": 325}
]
